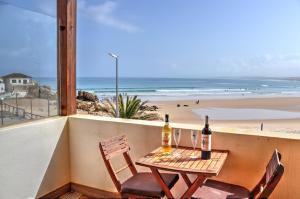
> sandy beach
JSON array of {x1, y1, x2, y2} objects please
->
[
  {"x1": 2, "y1": 98, "x2": 58, "y2": 117},
  {"x1": 2, "y1": 95, "x2": 299, "y2": 133},
  {"x1": 149, "y1": 97, "x2": 300, "y2": 133}
]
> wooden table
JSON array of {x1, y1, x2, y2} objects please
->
[{"x1": 136, "y1": 147, "x2": 229, "y2": 199}]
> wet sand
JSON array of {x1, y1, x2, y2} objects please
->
[{"x1": 149, "y1": 97, "x2": 300, "y2": 133}]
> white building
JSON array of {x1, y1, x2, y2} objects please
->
[
  {"x1": 2, "y1": 73, "x2": 34, "y2": 93},
  {"x1": 2, "y1": 73, "x2": 33, "y2": 86}
]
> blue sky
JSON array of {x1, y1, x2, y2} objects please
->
[{"x1": 1, "y1": 0, "x2": 300, "y2": 78}]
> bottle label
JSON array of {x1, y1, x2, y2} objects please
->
[
  {"x1": 201, "y1": 134, "x2": 211, "y2": 151},
  {"x1": 162, "y1": 132, "x2": 171, "y2": 146}
]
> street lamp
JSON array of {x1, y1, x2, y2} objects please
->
[{"x1": 108, "y1": 52, "x2": 119, "y2": 118}]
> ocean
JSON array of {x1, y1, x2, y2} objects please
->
[{"x1": 37, "y1": 77, "x2": 300, "y2": 101}]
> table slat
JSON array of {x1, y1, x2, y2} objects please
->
[{"x1": 136, "y1": 147, "x2": 229, "y2": 175}]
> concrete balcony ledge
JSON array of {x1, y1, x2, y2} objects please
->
[
  {"x1": 0, "y1": 115, "x2": 299, "y2": 198},
  {"x1": 70, "y1": 114, "x2": 300, "y2": 140}
]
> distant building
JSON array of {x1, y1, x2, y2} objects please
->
[
  {"x1": 1, "y1": 73, "x2": 34, "y2": 93},
  {"x1": 0, "y1": 78, "x2": 4, "y2": 94}
]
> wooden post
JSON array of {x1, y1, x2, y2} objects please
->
[{"x1": 57, "y1": 0, "x2": 77, "y2": 116}]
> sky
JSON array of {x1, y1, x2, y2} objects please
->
[{"x1": 0, "y1": 0, "x2": 300, "y2": 78}]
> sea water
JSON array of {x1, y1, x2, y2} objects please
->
[{"x1": 36, "y1": 77, "x2": 300, "y2": 101}]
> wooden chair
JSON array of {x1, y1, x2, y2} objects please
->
[
  {"x1": 192, "y1": 149, "x2": 284, "y2": 199},
  {"x1": 99, "y1": 135, "x2": 179, "y2": 198}
]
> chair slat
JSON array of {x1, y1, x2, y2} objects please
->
[
  {"x1": 106, "y1": 146, "x2": 130, "y2": 160},
  {"x1": 99, "y1": 135, "x2": 138, "y2": 193},
  {"x1": 266, "y1": 150, "x2": 280, "y2": 184},
  {"x1": 101, "y1": 135, "x2": 127, "y2": 150},
  {"x1": 100, "y1": 135, "x2": 130, "y2": 160},
  {"x1": 250, "y1": 149, "x2": 284, "y2": 198},
  {"x1": 103, "y1": 143, "x2": 128, "y2": 155},
  {"x1": 103, "y1": 142, "x2": 128, "y2": 152},
  {"x1": 115, "y1": 164, "x2": 130, "y2": 174}
]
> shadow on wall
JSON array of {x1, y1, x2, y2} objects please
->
[{"x1": 36, "y1": 122, "x2": 70, "y2": 198}]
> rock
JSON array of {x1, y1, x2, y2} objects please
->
[
  {"x1": 27, "y1": 84, "x2": 56, "y2": 100},
  {"x1": 140, "y1": 105, "x2": 159, "y2": 111},
  {"x1": 177, "y1": 104, "x2": 180, "y2": 107},
  {"x1": 152, "y1": 105, "x2": 159, "y2": 111},
  {"x1": 76, "y1": 100, "x2": 93, "y2": 111},
  {"x1": 93, "y1": 102, "x2": 102, "y2": 112},
  {"x1": 77, "y1": 91, "x2": 99, "y2": 102}
]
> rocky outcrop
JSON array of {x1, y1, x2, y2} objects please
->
[
  {"x1": 76, "y1": 94, "x2": 161, "y2": 120},
  {"x1": 76, "y1": 100, "x2": 109, "y2": 116},
  {"x1": 27, "y1": 84, "x2": 56, "y2": 100},
  {"x1": 140, "y1": 105, "x2": 159, "y2": 111},
  {"x1": 76, "y1": 91, "x2": 103, "y2": 114},
  {"x1": 77, "y1": 91, "x2": 99, "y2": 102}
]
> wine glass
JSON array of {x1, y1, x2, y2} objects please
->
[
  {"x1": 172, "y1": 128, "x2": 181, "y2": 156},
  {"x1": 190, "y1": 130, "x2": 199, "y2": 158}
]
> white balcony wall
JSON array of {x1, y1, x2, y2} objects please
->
[
  {"x1": 69, "y1": 115, "x2": 300, "y2": 199},
  {"x1": 0, "y1": 117, "x2": 69, "y2": 199}
]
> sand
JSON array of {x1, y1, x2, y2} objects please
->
[
  {"x1": 1, "y1": 96, "x2": 299, "y2": 133},
  {"x1": 2, "y1": 98, "x2": 58, "y2": 117},
  {"x1": 148, "y1": 97, "x2": 300, "y2": 133}
]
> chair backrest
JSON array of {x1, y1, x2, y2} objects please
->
[
  {"x1": 250, "y1": 149, "x2": 284, "y2": 199},
  {"x1": 99, "y1": 135, "x2": 137, "y2": 192}
]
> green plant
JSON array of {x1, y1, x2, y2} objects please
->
[{"x1": 100, "y1": 95, "x2": 161, "y2": 120}]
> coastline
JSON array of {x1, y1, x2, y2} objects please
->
[
  {"x1": 148, "y1": 96, "x2": 300, "y2": 133},
  {"x1": 3, "y1": 94, "x2": 299, "y2": 134}
]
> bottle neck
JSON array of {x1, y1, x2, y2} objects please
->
[
  {"x1": 204, "y1": 115, "x2": 209, "y2": 129},
  {"x1": 165, "y1": 114, "x2": 169, "y2": 124}
]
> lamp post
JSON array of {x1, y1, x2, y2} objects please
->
[{"x1": 108, "y1": 52, "x2": 119, "y2": 118}]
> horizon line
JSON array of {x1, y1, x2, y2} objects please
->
[{"x1": 31, "y1": 76, "x2": 300, "y2": 79}]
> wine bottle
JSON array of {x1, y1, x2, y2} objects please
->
[
  {"x1": 201, "y1": 115, "x2": 211, "y2": 159},
  {"x1": 162, "y1": 114, "x2": 172, "y2": 154}
]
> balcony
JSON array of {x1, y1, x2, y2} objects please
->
[
  {"x1": 0, "y1": 114, "x2": 298, "y2": 199},
  {"x1": 0, "y1": 1, "x2": 299, "y2": 198}
]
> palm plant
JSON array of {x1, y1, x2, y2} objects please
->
[{"x1": 100, "y1": 95, "x2": 161, "y2": 120}]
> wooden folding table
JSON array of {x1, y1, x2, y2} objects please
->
[{"x1": 136, "y1": 147, "x2": 228, "y2": 199}]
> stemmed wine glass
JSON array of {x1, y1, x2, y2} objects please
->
[
  {"x1": 190, "y1": 130, "x2": 199, "y2": 158},
  {"x1": 172, "y1": 128, "x2": 181, "y2": 156}
]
